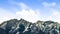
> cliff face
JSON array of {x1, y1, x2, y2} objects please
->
[{"x1": 0, "y1": 19, "x2": 60, "y2": 34}]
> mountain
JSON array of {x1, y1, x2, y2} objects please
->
[{"x1": 0, "y1": 18, "x2": 60, "y2": 34}]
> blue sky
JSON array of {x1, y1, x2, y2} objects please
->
[{"x1": 0, "y1": 0, "x2": 60, "y2": 23}]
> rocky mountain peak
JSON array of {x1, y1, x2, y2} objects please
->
[{"x1": 0, "y1": 19, "x2": 60, "y2": 34}]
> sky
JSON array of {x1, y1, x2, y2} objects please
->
[{"x1": 0, "y1": 0, "x2": 60, "y2": 23}]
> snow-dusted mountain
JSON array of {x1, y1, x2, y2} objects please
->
[{"x1": 0, "y1": 18, "x2": 60, "y2": 34}]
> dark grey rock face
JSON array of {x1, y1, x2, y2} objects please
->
[{"x1": 0, "y1": 19, "x2": 60, "y2": 34}]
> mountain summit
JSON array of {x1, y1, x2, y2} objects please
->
[{"x1": 0, "y1": 18, "x2": 60, "y2": 34}]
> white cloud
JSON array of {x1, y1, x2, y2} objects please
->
[
  {"x1": 16, "y1": 9, "x2": 41, "y2": 23},
  {"x1": 52, "y1": 9, "x2": 59, "y2": 16},
  {"x1": 47, "y1": 9, "x2": 60, "y2": 23},
  {"x1": 42, "y1": 2, "x2": 56, "y2": 7},
  {"x1": 0, "y1": 8, "x2": 14, "y2": 24},
  {"x1": 16, "y1": 2, "x2": 41, "y2": 23},
  {"x1": 42, "y1": 2, "x2": 60, "y2": 23}
]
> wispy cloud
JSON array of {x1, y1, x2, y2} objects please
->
[
  {"x1": 42, "y1": 2, "x2": 56, "y2": 7},
  {"x1": 19, "y1": 2, "x2": 28, "y2": 9}
]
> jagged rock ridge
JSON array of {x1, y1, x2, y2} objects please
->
[{"x1": 0, "y1": 18, "x2": 60, "y2": 34}]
